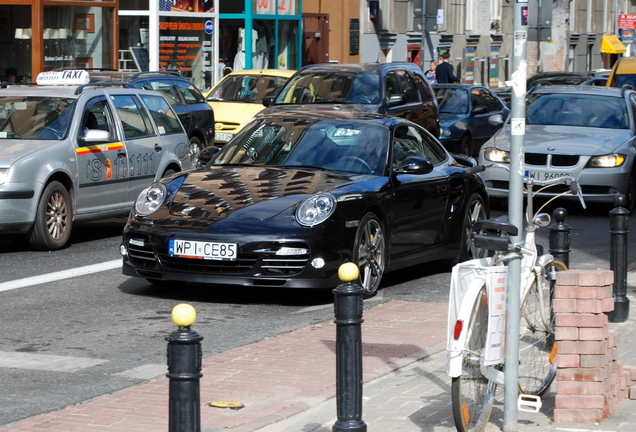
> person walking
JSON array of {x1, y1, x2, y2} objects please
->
[
  {"x1": 425, "y1": 61, "x2": 437, "y2": 85},
  {"x1": 435, "y1": 53, "x2": 460, "y2": 83}
]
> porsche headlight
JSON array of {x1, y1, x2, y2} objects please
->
[
  {"x1": 135, "y1": 184, "x2": 167, "y2": 216},
  {"x1": 586, "y1": 154, "x2": 626, "y2": 168},
  {"x1": 296, "y1": 194, "x2": 336, "y2": 227},
  {"x1": 483, "y1": 147, "x2": 510, "y2": 163}
]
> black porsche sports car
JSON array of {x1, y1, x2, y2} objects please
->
[{"x1": 120, "y1": 110, "x2": 489, "y2": 297}]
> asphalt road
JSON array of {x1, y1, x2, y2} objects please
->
[{"x1": 0, "y1": 199, "x2": 631, "y2": 427}]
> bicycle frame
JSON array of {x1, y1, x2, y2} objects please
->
[{"x1": 447, "y1": 168, "x2": 586, "y2": 383}]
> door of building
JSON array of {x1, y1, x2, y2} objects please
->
[{"x1": 302, "y1": 13, "x2": 329, "y2": 66}]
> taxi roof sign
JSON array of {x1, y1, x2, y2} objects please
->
[{"x1": 36, "y1": 70, "x2": 90, "y2": 86}]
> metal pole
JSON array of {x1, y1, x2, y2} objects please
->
[
  {"x1": 166, "y1": 304, "x2": 203, "y2": 432},
  {"x1": 609, "y1": 194, "x2": 630, "y2": 323},
  {"x1": 549, "y1": 208, "x2": 571, "y2": 268},
  {"x1": 332, "y1": 263, "x2": 367, "y2": 432},
  {"x1": 503, "y1": 1, "x2": 528, "y2": 430},
  {"x1": 421, "y1": 0, "x2": 430, "y2": 69}
]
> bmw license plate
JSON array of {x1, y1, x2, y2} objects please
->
[
  {"x1": 215, "y1": 133, "x2": 234, "y2": 142},
  {"x1": 169, "y1": 239, "x2": 237, "y2": 261},
  {"x1": 524, "y1": 170, "x2": 568, "y2": 181}
]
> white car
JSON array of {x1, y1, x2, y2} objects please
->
[
  {"x1": 478, "y1": 85, "x2": 636, "y2": 208},
  {"x1": 0, "y1": 70, "x2": 195, "y2": 250}
]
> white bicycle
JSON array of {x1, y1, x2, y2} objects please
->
[{"x1": 447, "y1": 164, "x2": 586, "y2": 432}]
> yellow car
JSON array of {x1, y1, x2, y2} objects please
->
[
  {"x1": 205, "y1": 69, "x2": 295, "y2": 145},
  {"x1": 607, "y1": 57, "x2": 636, "y2": 88}
]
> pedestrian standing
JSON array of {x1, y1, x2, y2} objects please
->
[
  {"x1": 435, "y1": 53, "x2": 460, "y2": 83},
  {"x1": 425, "y1": 61, "x2": 437, "y2": 85}
]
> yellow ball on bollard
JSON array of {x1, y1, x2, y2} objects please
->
[
  {"x1": 338, "y1": 262, "x2": 359, "y2": 282},
  {"x1": 172, "y1": 303, "x2": 197, "y2": 328}
]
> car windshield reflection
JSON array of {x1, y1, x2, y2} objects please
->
[
  {"x1": 212, "y1": 119, "x2": 389, "y2": 175},
  {"x1": 273, "y1": 72, "x2": 382, "y2": 105},
  {"x1": 526, "y1": 93, "x2": 629, "y2": 129},
  {"x1": 208, "y1": 75, "x2": 288, "y2": 103},
  {"x1": 0, "y1": 97, "x2": 75, "y2": 140}
]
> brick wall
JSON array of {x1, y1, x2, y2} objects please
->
[{"x1": 553, "y1": 269, "x2": 629, "y2": 423}]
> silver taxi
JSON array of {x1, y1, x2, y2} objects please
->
[{"x1": 0, "y1": 70, "x2": 193, "y2": 250}]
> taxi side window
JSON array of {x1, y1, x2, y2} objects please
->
[
  {"x1": 81, "y1": 98, "x2": 113, "y2": 140},
  {"x1": 139, "y1": 94, "x2": 184, "y2": 135},
  {"x1": 110, "y1": 95, "x2": 155, "y2": 139}
]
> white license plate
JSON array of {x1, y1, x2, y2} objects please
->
[
  {"x1": 215, "y1": 133, "x2": 234, "y2": 142},
  {"x1": 169, "y1": 239, "x2": 237, "y2": 261},
  {"x1": 524, "y1": 170, "x2": 568, "y2": 181}
]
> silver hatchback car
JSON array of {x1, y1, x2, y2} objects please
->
[{"x1": 0, "y1": 70, "x2": 194, "y2": 250}]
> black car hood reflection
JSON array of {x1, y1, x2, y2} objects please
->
[{"x1": 152, "y1": 166, "x2": 371, "y2": 228}]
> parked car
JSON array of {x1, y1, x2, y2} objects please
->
[
  {"x1": 607, "y1": 57, "x2": 636, "y2": 89},
  {"x1": 434, "y1": 84, "x2": 509, "y2": 156},
  {"x1": 479, "y1": 85, "x2": 636, "y2": 208},
  {"x1": 205, "y1": 69, "x2": 295, "y2": 146},
  {"x1": 260, "y1": 62, "x2": 441, "y2": 138},
  {"x1": 0, "y1": 70, "x2": 193, "y2": 250},
  {"x1": 121, "y1": 111, "x2": 489, "y2": 297},
  {"x1": 90, "y1": 70, "x2": 215, "y2": 164}
]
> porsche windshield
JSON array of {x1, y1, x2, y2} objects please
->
[
  {"x1": 213, "y1": 119, "x2": 389, "y2": 175},
  {"x1": 526, "y1": 93, "x2": 629, "y2": 129},
  {"x1": 0, "y1": 96, "x2": 76, "y2": 140}
]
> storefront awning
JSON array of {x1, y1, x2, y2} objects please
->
[{"x1": 601, "y1": 34, "x2": 627, "y2": 54}]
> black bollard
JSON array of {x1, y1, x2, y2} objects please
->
[
  {"x1": 609, "y1": 195, "x2": 630, "y2": 323},
  {"x1": 333, "y1": 263, "x2": 367, "y2": 432},
  {"x1": 166, "y1": 304, "x2": 203, "y2": 432},
  {"x1": 549, "y1": 207, "x2": 571, "y2": 268}
]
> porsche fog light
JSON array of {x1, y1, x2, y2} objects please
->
[
  {"x1": 135, "y1": 184, "x2": 166, "y2": 216},
  {"x1": 276, "y1": 247, "x2": 309, "y2": 256},
  {"x1": 311, "y1": 258, "x2": 325, "y2": 269},
  {"x1": 483, "y1": 148, "x2": 510, "y2": 163},
  {"x1": 586, "y1": 154, "x2": 626, "y2": 168},
  {"x1": 120, "y1": 244, "x2": 128, "y2": 256},
  {"x1": 297, "y1": 193, "x2": 336, "y2": 227}
]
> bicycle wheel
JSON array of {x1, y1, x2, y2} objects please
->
[
  {"x1": 518, "y1": 259, "x2": 567, "y2": 396},
  {"x1": 452, "y1": 285, "x2": 496, "y2": 432}
]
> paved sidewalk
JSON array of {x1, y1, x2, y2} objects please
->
[{"x1": 2, "y1": 291, "x2": 636, "y2": 432}]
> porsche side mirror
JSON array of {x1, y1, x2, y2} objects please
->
[
  {"x1": 262, "y1": 96, "x2": 274, "y2": 107},
  {"x1": 393, "y1": 156, "x2": 434, "y2": 175}
]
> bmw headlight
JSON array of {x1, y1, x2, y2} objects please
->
[
  {"x1": 483, "y1": 148, "x2": 510, "y2": 163},
  {"x1": 296, "y1": 193, "x2": 336, "y2": 227},
  {"x1": 135, "y1": 184, "x2": 167, "y2": 216},
  {"x1": 586, "y1": 154, "x2": 626, "y2": 168}
]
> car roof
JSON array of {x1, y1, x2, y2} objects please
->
[
  {"x1": 256, "y1": 107, "x2": 397, "y2": 124},
  {"x1": 0, "y1": 85, "x2": 79, "y2": 98},
  {"x1": 614, "y1": 57, "x2": 636, "y2": 73},
  {"x1": 225, "y1": 69, "x2": 296, "y2": 78},
  {"x1": 531, "y1": 84, "x2": 627, "y2": 97}
]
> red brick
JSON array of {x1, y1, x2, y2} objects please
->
[
  {"x1": 578, "y1": 270, "x2": 613, "y2": 287},
  {"x1": 553, "y1": 408, "x2": 604, "y2": 423},
  {"x1": 555, "y1": 271, "x2": 582, "y2": 286},
  {"x1": 556, "y1": 367, "x2": 607, "y2": 382},
  {"x1": 576, "y1": 299, "x2": 606, "y2": 314},
  {"x1": 556, "y1": 354, "x2": 580, "y2": 368},
  {"x1": 602, "y1": 297, "x2": 615, "y2": 312},
  {"x1": 554, "y1": 298, "x2": 577, "y2": 313},
  {"x1": 577, "y1": 286, "x2": 613, "y2": 300},
  {"x1": 555, "y1": 313, "x2": 608, "y2": 328},
  {"x1": 558, "y1": 380, "x2": 608, "y2": 395},
  {"x1": 558, "y1": 340, "x2": 607, "y2": 355},
  {"x1": 578, "y1": 327, "x2": 607, "y2": 341},
  {"x1": 555, "y1": 394, "x2": 605, "y2": 409},
  {"x1": 555, "y1": 285, "x2": 580, "y2": 299},
  {"x1": 555, "y1": 327, "x2": 579, "y2": 341}
]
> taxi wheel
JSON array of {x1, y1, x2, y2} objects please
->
[
  {"x1": 28, "y1": 181, "x2": 72, "y2": 251},
  {"x1": 189, "y1": 136, "x2": 202, "y2": 166}
]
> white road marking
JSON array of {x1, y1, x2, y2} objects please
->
[
  {"x1": 0, "y1": 260, "x2": 121, "y2": 293},
  {"x1": 114, "y1": 364, "x2": 166, "y2": 380},
  {"x1": 0, "y1": 351, "x2": 108, "y2": 372}
]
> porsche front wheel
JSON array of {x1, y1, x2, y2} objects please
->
[{"x1": 353, "y1": 213, "x2": 386, "y2": 299}]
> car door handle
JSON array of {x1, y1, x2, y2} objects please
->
[
  {"x1": 117, "y1": 149, "x2": 127, "y2": 157},
  {"x1": 154, "y1": 144, "x2": 162, "y2": 152}
]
